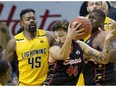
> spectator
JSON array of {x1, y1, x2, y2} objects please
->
[{"x1": 107, "y1": 2, "x2": 116, "y2": 21}]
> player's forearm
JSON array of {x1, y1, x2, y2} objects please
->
[
  {"x1": 86, "y1": 39, "x2": 110, "y2": 64},
  {"x1": 60, "y1": 35, "x2": 72, "y2": 60},
  {"x1": 101, "y1": 38, "x2": 110, "y2": 64}
]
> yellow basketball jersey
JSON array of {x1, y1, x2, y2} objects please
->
[{"x1": 15, "y1": 29, "x2": 49, "y2": 86}]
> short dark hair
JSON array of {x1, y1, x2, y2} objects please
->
[
  {"x1": 20, "y1": 8, "x2": 35, "y2": 20},
  {"x1": 79, "y1": 1, "x2": 88, "y2": 16},
  {"x1": 92, "y1": 9, "x2": 106, "y2": 22},
  {"x1": 0, "y1": 60, "x2": 10, "y2": 77},
  {"x1": 51, "y1": 20, "x2": 69, "y2": 32}
]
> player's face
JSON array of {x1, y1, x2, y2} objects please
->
[
  {"x1": 54, "y1": 28, "x2": 67, "y2": 44},
  {"x1": 87, "y1": 1, "x2": 102, "y2": 12},
  {"x1": 21, "y1": 12, "x2": 37, "y2": 33},
  {"x1": 89, "y1": 12, "x2": 103, "y2": 30}
]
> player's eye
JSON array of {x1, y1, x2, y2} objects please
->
[
  {"x1": 26, "y1": 17, "x2": 30, "y2": 21},
  {"x1": 32, "y1": 17, "x2": 36, "y2": 20}
]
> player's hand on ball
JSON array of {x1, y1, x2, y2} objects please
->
[{"x1": 67, "y1": 22, "x2": 84, "y2": 40}]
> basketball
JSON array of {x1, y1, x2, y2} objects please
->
[{"x1": 70, "y1": 16, "x2": 92, "y2": 40}]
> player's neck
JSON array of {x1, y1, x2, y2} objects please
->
[{"x1": 23, "y1": 30, "x2": 37, "y2": 40}]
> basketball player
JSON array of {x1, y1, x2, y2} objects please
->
[
  {"x1": 78, "y1": 2, "x2": 116, "y2": 85},
  {"x1": 87, "y1": 1, "x2": 115, "y2": 25},
  {"x1": 0, "y1": 60, "x2": 11, "y2": 86},
  {"x1": 46, "y1": 20, "x2": 114, "y2": 85},
  {"x1": 82, "y1": 9, "x2": 116, "y2": 85},
  {"x1": 84, "y1": 1, "x2": 115, "y2": 42},
  {"x1": 2, "y1": 8, "x2": 55, "y2": 86}
]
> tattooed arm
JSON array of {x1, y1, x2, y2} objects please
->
[
  {"x1": 78, "y1": 28, "x2": 115, "y2": 64},
  {"x1": 77, "y1": 38, "x2": 110, "y2": 64}
]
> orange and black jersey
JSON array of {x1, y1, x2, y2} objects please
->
[
  {"x1": 82, "y1": 30, "x2": 116, "y2": 85},
  {"x1": 43, "y1": 62, "x2": 55, "y2": 85},
  {"x1": 49, "y1": 40, "x2": 83, "y2": 85}
]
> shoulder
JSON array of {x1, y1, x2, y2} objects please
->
[
  {"x1": 6, "y1": 37, "x2": 16, "y2": 51},
  {"x1": 45, "y1": 31, "x2": 55, "y2": 46},
  {"x1": 38, "y1": 29, "x2": 45, "y2": 35},
  {"x1": 45, "y1": 31, "x2": 55, "y2": 40},
  {"x1": 45, "y1": 31, "x2": 54, "y2": 37},
  {"x1": 8, "y1": 37, "x2": 16, "y2": 46}
]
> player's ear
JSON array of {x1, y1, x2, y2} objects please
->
[{"x1": 20, "y1": 21, "x2": 24, "y2": 28}]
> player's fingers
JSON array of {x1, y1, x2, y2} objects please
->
[
  {"x1": 76, "y1": 32, "x2": 84, "y2": 36},
  {"x1": 74, "y1": 23, "x2": 81, "y2": 31},
  {"x1": 70, "y1": 21, "x2": 78, "y2": 29},
  {"x1": 77, "y1": 28, "x2": 85, "y2": 33},
  {"x1": 111, "y1": 29, "x2": 116, "y2": 34},
  {"x1": 98, "y1": 27, "x2": 103, "y2": 32}
]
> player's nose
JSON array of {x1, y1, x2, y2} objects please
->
[{"x1": 56, "y1": 37, "x2": 61, "y2": 43}]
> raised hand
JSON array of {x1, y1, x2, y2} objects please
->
[
  {"x1": 110, "y1": 22, "x2": 116, "y2": 30},
  {"x1": 67, "y1": 22, "x2": 84, "y2": 40},
  {"x1": 98, "y1": 27, "x2": 115, "y2": 40},
  {"x1": 105, "y1": 28, "x2": 116, "y2": 40}
]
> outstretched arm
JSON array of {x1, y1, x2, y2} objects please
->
[
  {"x1": 78, "y1": 39, "x2": 110, "y2": 64},
  {"x1": 98, "y1": 26, "x2": 116, "y2": 62},
  {"x1": 2, "y1": 38, "x2": 16, "y2": 63},
  {"x1": 78, "y1": 29, "x2": 113, "y2": 64}
]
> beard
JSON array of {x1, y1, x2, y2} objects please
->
[{"x1": 28, "y1": 22, "x2": 37, "y2": 33}]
